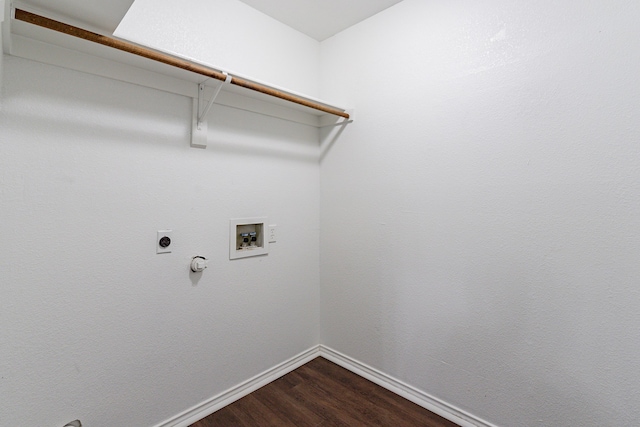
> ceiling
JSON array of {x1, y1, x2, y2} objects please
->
[
  {"x1": 18, "y1": 0, "x2": 403, "y2": 41},
  {"x1": 19, "y1": 0, "x2": 136, "y2": 32},
  {"x1": 236, "y1": 0, "x2": 404, "y2": 41}
]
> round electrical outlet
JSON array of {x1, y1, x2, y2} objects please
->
[{"x1": 159, "y1": 236, "x2": 171, "y2": 248}]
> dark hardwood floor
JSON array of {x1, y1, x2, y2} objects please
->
[{"x1": 190, "y1": 357, "x2": 459, "y2": 427}]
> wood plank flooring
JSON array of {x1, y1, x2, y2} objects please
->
[{"x1": 190, "y1": 357, "x2": 459, "y2": 427}]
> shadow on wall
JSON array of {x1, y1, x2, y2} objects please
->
[
  {"x1": 319, "y1": 120, "x2": 350, "y2": 162},
  {"x1": 1, "y1": 56, "x2": 323, "y2": 163},
  {"x1": 206, "y1": 103, "x2": 322, "y2": 163},
  {"x1": 0, "y1": 57, "x2": 190, "y2": 148},
  {"x1": 1, "y1": 100, "x2": 189, "y2": 148}
]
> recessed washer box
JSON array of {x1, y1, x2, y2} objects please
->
[{"x1": 229, "y1": 217, "x2": 269, "y2": 259}]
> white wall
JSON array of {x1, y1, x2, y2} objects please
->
[
  {"x1": 320, "y1": 1, "x2": 640, "y2": 426},
  {"x1": 0, "y1": 0, "x2": 5, "y2": 83},
  {"x1": 5, "y1": 0, "x2": 640, "y2": 425},
  {"x1": 115, "y1": 0, "x2": 321, "y2": 97},
  {"x1": 0, "y1": 48, "x2": 320, "y2": 427}
]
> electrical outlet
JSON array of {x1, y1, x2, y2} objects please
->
[{"x1": 157, "y1": 230, "x2": 172, "y2": 254}]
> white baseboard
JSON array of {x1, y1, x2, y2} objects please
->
[
  {"x1": 154, "y1": 345, "x2": 321, "y2": 427},
  {"x1": 319, "y1": 345, "x2": 499, "y2": 427},
  {"x1": 156, "y1": 344, "x2": 496, "y2": 427}
]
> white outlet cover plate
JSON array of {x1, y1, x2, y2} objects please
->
[
  {"x1": 157, "y1": 230, "x2": 173, "y2": 254},
  {"x1": 229, "y1": 217, "x2": 268, "y2": 260}
]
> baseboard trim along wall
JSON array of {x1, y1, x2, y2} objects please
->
[
  {"x1": 318, "y1": 346, "x2": 499, "y2": 427},
  {"x1": 154, "y1": 346, "x2": 321, "y2": 427},
  {"x1": 157, "y1": 344, "x2": 496, "y2": 427}
]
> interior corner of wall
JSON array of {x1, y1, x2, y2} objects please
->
[
  {"x1": 0, "y1": 0, "x2": 4, "y2": 88},
  {"x1": 1, "y1": 0, "x2": 9, "y2": 55}
]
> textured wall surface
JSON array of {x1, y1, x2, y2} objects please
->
[
  {"x1": 115, "y1": 0, "x2": 321, "y2": 97},
  {"x1": 320, "y1": 1, "x2": 640, "y2": 426},
  {"x1": 0, "y1": 53, "x2": 320, "y2": 425},
  {"x1": 4, "y1": 0, "x2": 640, "y2": 426}
]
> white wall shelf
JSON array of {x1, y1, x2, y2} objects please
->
[{"x1": 2, "y1": 2, "x2": 353, "y2": 132}]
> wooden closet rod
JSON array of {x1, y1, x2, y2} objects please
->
[{"x1": 14, "y1": 9, "x2": 350, "y2": 119}]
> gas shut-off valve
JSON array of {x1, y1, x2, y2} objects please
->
[{"x1": 190, "y1": 256, "x2": 208, "y2": 272}]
